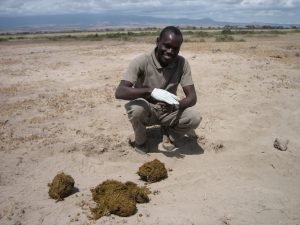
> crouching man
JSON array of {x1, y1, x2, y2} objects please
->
[{"x1": 115, "y1": 26, "x2": 201, "y2": 154}]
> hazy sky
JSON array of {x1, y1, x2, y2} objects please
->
[{"x1": 1, "y1": 0, "x2": 300, "y2": 24}]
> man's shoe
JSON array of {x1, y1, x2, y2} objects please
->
[
  {"x1": 162, "y1": 134, "x2": 178, "y2": 152},
  {"x1": 128, "y1": 135, "x2": 149, "y2": 155},
  {"x1": 185, "y1": 129, "x2": 198, "y2": 140},
  {"x1": 134, "y1": 142, "x2": 149, "y2": 155}
]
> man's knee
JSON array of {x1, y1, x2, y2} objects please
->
[
  {"x1": 127, "y1": 105, "x2": 147, "y2": 121},
  {"x1": 191, "y1": 112, "x2": 202, "y2": 129},
  {"x1": 125, "y1": 99, "x2": 149, "y2": 121},
  {"x1": 181, "y1": 109, "x2": 202, "y2": 129}
]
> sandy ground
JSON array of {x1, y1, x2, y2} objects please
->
[{"x1": 0, "y1": 34, "x2": 300, "y2": 225}]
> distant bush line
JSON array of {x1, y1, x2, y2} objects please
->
[
  {"x1": 0, "y1": 31, "x2": 159, "y2": 42},
  {"x1": 0, "y1": 28, "x2": 299, "y2": 43}
]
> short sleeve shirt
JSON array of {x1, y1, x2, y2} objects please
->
[{"x1": 123, "y1": 48, "x2": 193, "y2": 95}]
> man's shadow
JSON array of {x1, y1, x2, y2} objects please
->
[{"x1": 146, "y1": 126, "x2": 204, "y2": 158}]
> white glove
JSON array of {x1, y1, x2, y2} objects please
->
[{"x1": 150, "y1": 88, "x2": 179, "y2": 105}]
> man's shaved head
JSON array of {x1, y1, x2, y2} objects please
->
[{"x1": 159, "y1": 26, "x2": 183, "y2": 42}]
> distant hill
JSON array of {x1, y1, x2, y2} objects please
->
[{"x1": 0, "y1": 13, "x2": 298, "y2": 32}]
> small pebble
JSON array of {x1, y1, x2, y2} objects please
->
[{"x1": 273, "y1": 138, "x2": 289, "y2": 151}]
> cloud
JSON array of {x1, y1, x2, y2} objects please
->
[
  {"x1": 240, "y1": 0, "x2": 300, "y2": 8},
  {"x1": 0, "y1": 0, "x2": 299, "y2": 24}
]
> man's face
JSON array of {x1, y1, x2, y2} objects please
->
[{"x1": 156, "y1": 32, "x2": 182, "y2": 67}]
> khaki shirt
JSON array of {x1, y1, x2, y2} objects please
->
[{"x1": 123, "y1": 48, "x2": 193, "y2": 95}]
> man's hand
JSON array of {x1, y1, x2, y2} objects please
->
[
  {"x1": 156, "y1": 102, "x2": 173, "y2": 114},
  {"x1": 151, "y1": 88, "x2": 179, "y2": 105}
]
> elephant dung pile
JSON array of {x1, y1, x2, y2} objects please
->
[
  {"x1": 137, "y1": 159, "x2": 168, "y2": 183},
  {"x1": 48, "y1": 172, "x2": 75, "y2": 201},
  {"x1": 90, "y1": 180, "x2": 150, "y2": 219}
]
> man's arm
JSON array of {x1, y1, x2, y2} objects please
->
[
  {"x1": 115, "y1": 80, "x2": 154, "y2": 100},
  {"x1": 179, "y1": 84, "x2": 197, "y2": 110}
]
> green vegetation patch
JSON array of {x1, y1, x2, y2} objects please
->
[
  {"x1": 1, "y1": 28, "x2": 299, "y2": 43},
  {"x1": 215, "y1": 34, "x2": 234, "y2": 42},
  {"x1": 0, "y1": 31, "x2": 160, "y2": 42},
  {"x1": 138, "y1": 159, "x2": 168, "y2": 183},
  {"x1": 90, "y1": 180, "x2": 150, "y2": 219},
  {"x1": 48, "y1": 172, "x2": 75, "y2": 201}
]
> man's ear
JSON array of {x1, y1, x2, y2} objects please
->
[{"x1": 156, "y1": 37, "x2": 160, "y2": 46}]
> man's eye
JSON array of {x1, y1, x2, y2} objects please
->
[{"x1": 164, "y1": 45, "x2": 178, "y2": 51}]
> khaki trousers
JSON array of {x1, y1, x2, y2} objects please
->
[{"x1": 125, "y1": 98, "x2": 202, "y2": 145}]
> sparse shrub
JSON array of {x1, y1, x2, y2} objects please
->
[
  {"x1": 215, "y1": 35, "x2": 234, "y2": 42},
  {"x1": 234, "y1": 30, "x2": 255, "y2": 35},
  {"x1": 184, "y1": 38, "x2": 192, "y2": 42},
  {"x1": 183, "y1": 31, "x2": 194, "y2": 35},
  {"x1": 193, "y1": 31, "x2": 211, "y2": 37},
  {"x1": 222, "y1": 28, "x2": 232, "y2": 35}
]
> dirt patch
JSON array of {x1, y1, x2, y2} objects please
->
[
  {"x1": 48, "y1": 172, "x2": 75, "y2": 201},
  {"x1": 90, "y1": 180, "x2": 150, "y2": 219},
  {"x1": 1, "y1": 36, "x2": 300, "y2": 225},
  {"x1": 137, "y1": 159, "x2": 168, "y2": 183}
]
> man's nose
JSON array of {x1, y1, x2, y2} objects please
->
[{"x1": 166, "y1": 48, "x2": 175, "y2": 54}]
